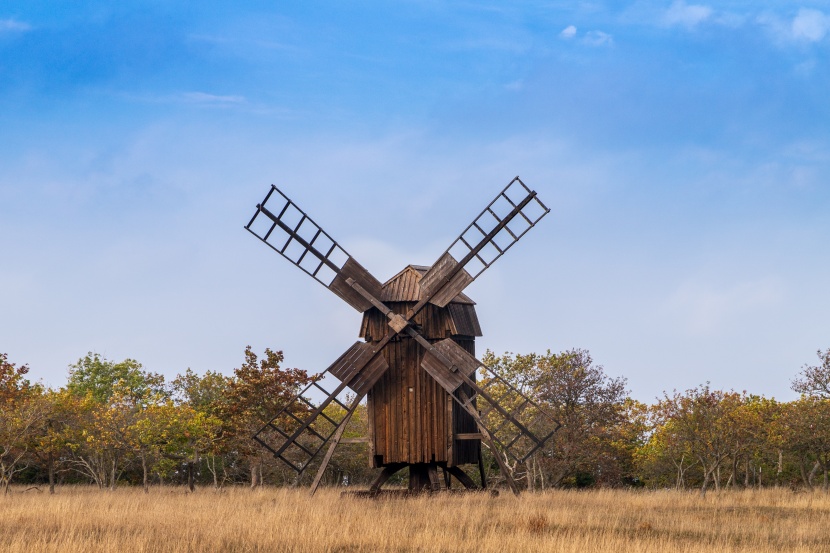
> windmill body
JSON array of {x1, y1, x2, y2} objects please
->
[
  {"x1": 361, "y1": 265, "x2": 480, "y2": 468},
  {"x1": 245, "y1": 177, "x2": 560, "y2": 495}
]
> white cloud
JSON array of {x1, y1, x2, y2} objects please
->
[
  {"x1": 582, "y1": 30, "x2": 613, "y2": 47},
  {"x1": 757, "y1": 8, "x2": 830, "y2": 44},
  {"x1": 792, "y1": 8, "x2": 830, "y2": 42},
  {"x1": 663, "y1": 0, "x2": 712, "y2": 28},
  {"x1": 0, "y1": 18, "x2": 31, "y2": 32},
  {"x1": 559, "y1": 25, "x2": 577, "y2": 39},
  {"x1": 181, "y1": 92, "x2": 246, "y2": 104}
]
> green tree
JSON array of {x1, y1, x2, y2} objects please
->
[
  {"x1": 67, "y1": 353, "x2": 166, "y2": 404},
  {"x1": 171, "y1": 369, "x2": 230, "y2": 487},
  {"x1": 64, "y1": 354, "x2": 167, "y2": 490}
]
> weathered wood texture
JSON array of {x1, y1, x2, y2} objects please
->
[{"x1": 363, "y1": 265, "x2": 481, "y2": 467}]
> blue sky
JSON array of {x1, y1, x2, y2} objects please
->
[{"x1": 1, "y1": 1, "x2": 829, "y2": 401}]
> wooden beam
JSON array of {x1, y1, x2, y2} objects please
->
[
  {"x1": 308, "y1": 393, "x2": 365, "y2": 497},
  {"x1": 455, "y1": 433, "x2": 483, "y2": 440},
  {"x1": 457, "y1": 389, "x2": 520, "y2": 496},
  {"x1": 446, "y1": 466, "x2": 479, "y2": 490}
]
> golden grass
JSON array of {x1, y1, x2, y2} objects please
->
[{"x1": 1, "y1": 486, "x2": 829, "y2": 552}]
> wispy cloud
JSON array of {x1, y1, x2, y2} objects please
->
[
  {"x1": 662, "y1": 1, "x2": 712, "y2": 28},
  {"x1": 582, "y1": 30, "x2": 613, "y2": 47},
  {"x1": 180, "y1": 92, "x2": 245, "y2": 105},
  {"x1": 559, "y1": 25, "x2": 577, "y2": 39},
  {"x1": 792, "y1": 8, "x2": 830, "y2": 42},
  {"x1": 758, "y1": 8, "x2": 830, "y2": 44},
  {"x1": 504, "y1": 80, "x2": 523, "y2": 91},
  {"x1": 0, "y1": 18, "x2": 31, "y2": 32}
]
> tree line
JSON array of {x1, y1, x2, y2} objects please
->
[{"x1": 2, "y1": 346, "x2": 829, "y2": 495}]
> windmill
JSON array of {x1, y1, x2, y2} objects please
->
[{"x1": 244, "y1": 177, "x2": 559, "y2": 495}]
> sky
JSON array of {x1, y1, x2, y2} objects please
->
[{"x1": 1, "y1": 1, "x2": 829, "y2": 402}]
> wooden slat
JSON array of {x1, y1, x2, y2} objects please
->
[
  {"x1": 328, "y1": 257, "x2": 384, "y2": 312},
  {"x1": 419, "y1": 252, "x2": 475, "y2": 308},
  {"x1": 448, "y1": 303, "x2": 483, "y2": 337},
  {"x1": 367, "y1": 389, "x2": 377, "y2": 466},
  {"x1": 340, "y1": 437, "x2": 370, "y2": 444},
  {"x1": 420, "y1": 338, "x2": 480, "y2": 394},
  {"x1": 327, "y1": 341, "x2": 374, "y2": 385},
  {"x1": 420, "y1": 349, "x2": 466, "y2": 393},
  {"x1": 347, "y1": 352, "x2": 389, "y2": 396},
  {"x1": 446, "y1": 391, "x2": 454, "y2": 466}
]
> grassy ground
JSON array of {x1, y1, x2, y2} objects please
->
[{"x1": 1, "y1": 486, "x2": 828, "y2": 552}]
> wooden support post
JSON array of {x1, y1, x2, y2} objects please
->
[
  {"x1": 457, "y1": 389, "x2": 520, "y2": 496},
  {"x1": 369, "y1": 463, "x2": 406, "y2": 492},
  {"x1": 447, "y1": 466, "x2": 479, "y2": 490},
  {"x1": 477, "y1": 442, "x2": 487, "y2": 490},
  {"x1": 309, "y1": 394, "x2": 365, "y2": 497}
]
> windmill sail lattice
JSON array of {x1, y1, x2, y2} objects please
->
[{"x1": 245, "y1": 176, "x2": 558, "y2": 495}]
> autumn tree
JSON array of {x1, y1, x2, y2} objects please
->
[
  {"x1": 64, "y1": 353, "x2": 167, "y2": 490},
  {"x1": 29, "y1": 388, "x2": 80, "y2": 494},
  {"x1": 220, "y1": 346, "x2": 311, "y2": 488},
  {"x1": 652, "y1": 385, "x2": 751, "y2": 495},
  {"x1": 483, "y1": 349, "x2": 631, "y2": 488},
  {"x1": 792, "y1": 349, "x2": 830, "y2": 399},
  {"x1": 171, "y1": 369, "x2": 229, "y2": 488},
  {"x1": 779, "y1": 396, "x2": 830, "y2": 491},
  {"x1": 0, "y1": 353, "x2": 44, "y2": 494}
]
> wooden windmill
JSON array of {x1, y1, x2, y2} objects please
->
[{"x1": 245, "y1": 177, "x2": 559, "y2": 495}]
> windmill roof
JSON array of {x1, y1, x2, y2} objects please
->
[{"x1": 379, "y1": 265, "x2": 475, "y2": 305}]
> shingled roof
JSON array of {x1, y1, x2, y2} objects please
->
[{"x1": 379, "y1": 265, "x2": 475, "y2": 305}]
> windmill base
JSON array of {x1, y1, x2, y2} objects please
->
[
  {"x1": 342, "y1": 488, "x2": 499, "y2": 499},
  {"x1": 341, "y1": 461, "x2": 489, "y2": 497}
]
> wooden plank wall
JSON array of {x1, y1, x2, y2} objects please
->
[
  {"x1": 451, "y1": 338, "x2": 480, "y2": 466},
  {"x1": 369, "y1": 337, "x2": 450, "y2": 465},
  {"x1": 366, "y1": 307, "x2": 480, "y2": 467}
]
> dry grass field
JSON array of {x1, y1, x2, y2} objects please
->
[{"x1": 1, "y1": 486, "x2": 828, "y2": 552}]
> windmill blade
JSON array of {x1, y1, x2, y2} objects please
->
[
  {"x1": 420, "y1": 177, "x2": 550, "y2": 307},
  {"x1": 419, "y1": 337, "x2": 560, "y2": 464},
  {"x1": 253, "y1": 342, "x2": 388, "y2": 474},
  {"x1": 246, "y1": 185, "x2": 384, "y2": 312}
]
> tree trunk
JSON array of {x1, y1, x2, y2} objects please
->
[
  {"x1": 141, "y1": 453, "x2": 149, "y2": 494},
  {"x1": 699, "y1": 457, "x2": 712, "y2": 497},
  {"x1": 48, "y1": 453, "x2": 56, "y2": 495},
  {"x1": 187, "y1": 462, "x2": 195, "y2": 493},
  {"x1": 809, "y1": 461, "x2": 820, "y2": 487},
  {"x1": 799, "y1": 458, "x2": 813, "y2": 490},
  {"x1": 109, "y1": 458, "x2": 117, "y2": 491},
  {"x1": 527, "y1": 457, "x2": 535, "y2": 492},
  {"x1": 250, "y1": 459, "x2": 260, "y2": 489}
]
